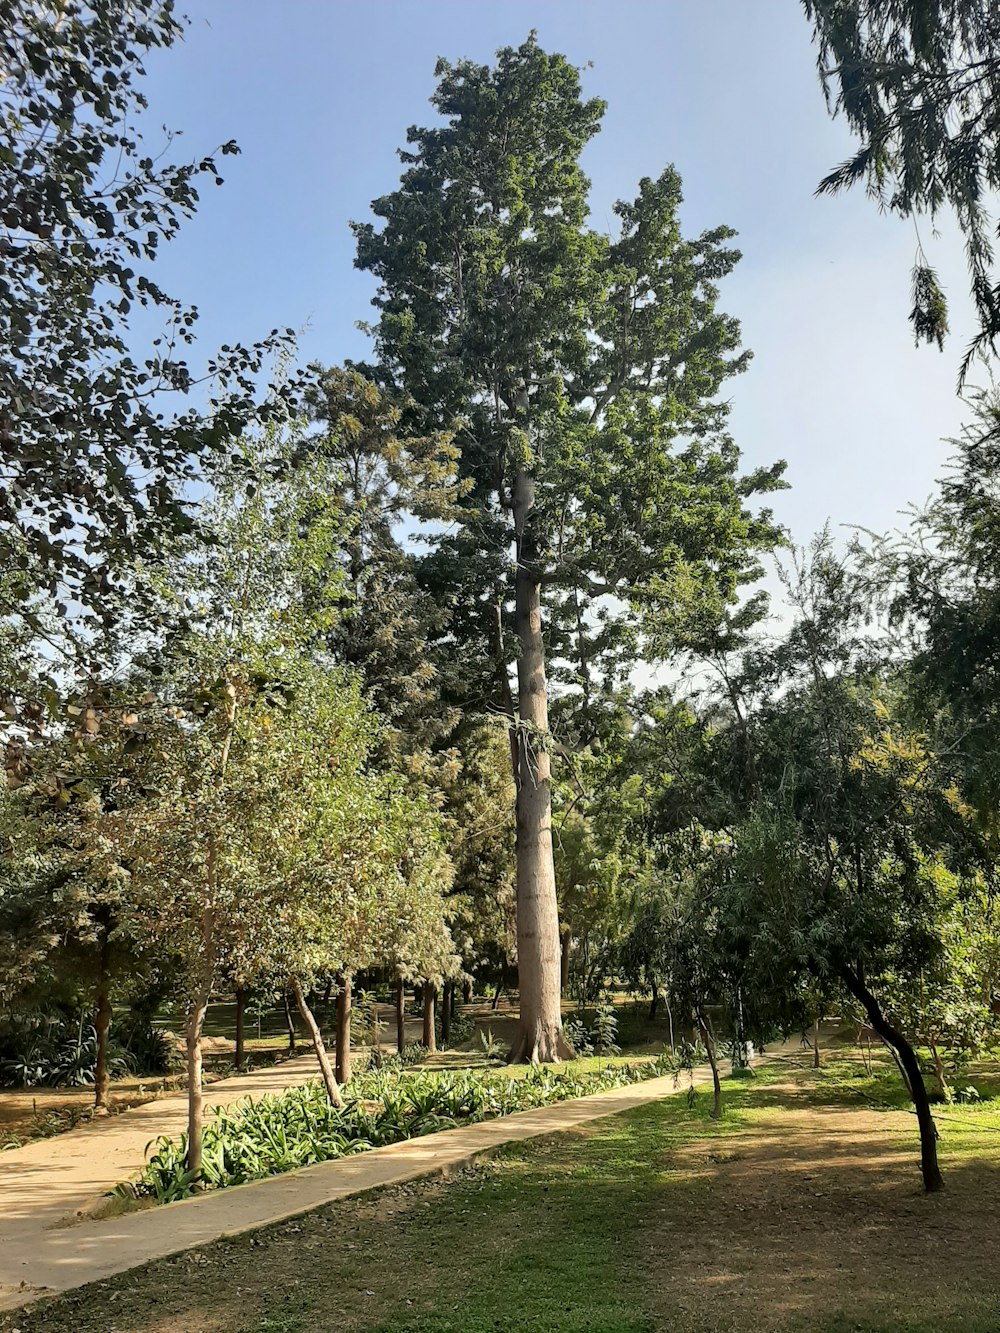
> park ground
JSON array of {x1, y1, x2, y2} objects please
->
[{"x1": 4, "y1": 1051, "x2": 1000, "y2": 1333}]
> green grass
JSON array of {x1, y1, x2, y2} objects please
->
[{"x1": 7, "y1": 1054, "x2": 1000, "y2": 1333}]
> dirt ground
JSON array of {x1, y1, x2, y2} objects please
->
[{"x1": 4, "y1": 1057, "x2": 998, "y2": 1333}]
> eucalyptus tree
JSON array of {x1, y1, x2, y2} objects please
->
[
  {"x1": 803, "y1": 0, "x2": 1000, "y2": 377},
  {"x1": 354, "y1": 35, "x2": 784, "y2": 1061}
]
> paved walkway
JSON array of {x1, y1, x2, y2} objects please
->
[
  {"x1": 0, "y1": 1051, "x2": 322, "y2": 1307},
  {"x1": 0, "y1": 1063, "x2": 708, "y2": 1311}
]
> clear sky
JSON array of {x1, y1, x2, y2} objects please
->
[{"x1": 139, "y1": 0, "x2": 979, "y2": 551}]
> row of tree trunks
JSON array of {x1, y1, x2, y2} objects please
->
[{"x1": 839, "y1": 964, "x2": 943, "y2": 1191}]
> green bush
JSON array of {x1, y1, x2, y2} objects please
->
[{"x1": 117, "y1": 1059, "x2": 663, "y2": 1203}]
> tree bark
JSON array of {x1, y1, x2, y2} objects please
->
[
  {"x1": 508, "y1": 472, "x2": 573, "y2": 1064},
  {"x1": 396, "y1": 978, "x2": 406, "y2": 1054},
  {"x1": 442, "y1": 982, "x2": 455, "y2": 1044},
  {"x1": 93, "y1": 915, "x2": 113, "y2": 1113},
  {"x1": 291, "y1": 976, "x2": 343, "y2": 1108},
  {"x1": 234, "y1": 988, "x2": 246, "y2": 1069},
  {"x1": 695, "y1": 1006, "x2": 722, "y2": 1119},
  {"x1": 335, "y1": 973, "x2": 352, "y2": 1087},
  {"x1": 422, "y1": 981, "x2": 437, "y2": 1053},
  {"x1": 839, "y1": 965, "x2": 943, "y2": 1191},
  {"x1": 185, "y1": 987, "x2": 210, "y2": 1179},
  {"x1": 283, "y1": 990, "x2": 298, "y2": 1053}
]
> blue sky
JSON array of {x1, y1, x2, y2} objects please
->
[{"x1": 140, "y1": 0, "x2": 979, "y2": 551}]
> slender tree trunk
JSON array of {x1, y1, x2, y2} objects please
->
[
  {"x1": 291, "y1": 976, "x2": 343, "y2": 1108},
  {"x1": 813, "y1": 1017, "x2": 821, "y2": 1069},
  {"x1": 441, "y1": 982, "x2": 453, "y2": 1044},
  {"x1": 396, "y1": 978, "x2": 406, "y2": 1054},
  {"x1": 283, "y1": 990, "x2": 298, "y2": 1054},
  {"x1": 648, "y1": 987, "x2": 659, "y2": 1022},
  {"x1": 695, "y1": 1005, "x2": 722, "y2": 1119},
  {"x1": 492, "y1": 979, "x2": 502, "y2": 1011},
  {"x1": 840, "y1": 965, "x2": 943, "y2": 1191},
  {"x1": 93, "y1": 917, "x2": 113, "y2": 1113},
  {"x1": 185, "y1": 987, "x2": 210, "y2": 1179},
  {"x1": 508, "y1": 476, "x2": 571, "y2": 1063},
  {"x1": 422, "y1": 982, "x2": 437, "y2": 1053},
  {"x1": 234, "y1": 988, "x2": 246, "y2": 1069},
  {"x1": 560, "y1": 929, "x2": 571, "y2": 997},
  {"x1": 930, "y1": 1044, "x2": 949, "y2": 1100},
  {"x1": 335, "y1": 973, "x2": 352, "y2": 1087}
]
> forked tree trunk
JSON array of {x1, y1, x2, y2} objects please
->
[
  {"x1": 840, "y1": 965, "x2": 943, "y2": 1191},
  {"x1": 234, "y1": 988, "x2": 246, "y2": 1069},
  {"x1": 396, "y1": 978, "x2": 406, "y2": 1054},
  {"x1": 695, "y1": 1005, "x2": 722, "y2": 1119},
  {"x1": 422, "y1": 982, "x2": 437, "y2": 1053},
  {"x1": 291, "y1": 976, "x2": 343, "y2": 1108},
  {"x1": 335, "y1": 973, "x2": 352, "y2": 1087},
  {"x1": 508, "y1": 475, "x2": 573, "y2": 1064},
  {"x1": 93, "y1": 917, "x2": 113, "y2": 1113}
]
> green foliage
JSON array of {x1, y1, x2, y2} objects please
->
[
  {"x1": 117, "y1": 1060, "x2": 664, "y2": 1201},
  {"x1": 804, "y1": 0, "x2": 1000, "y2": 377}
]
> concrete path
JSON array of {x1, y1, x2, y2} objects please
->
[
  {"x1": 0, "y1": 1064, "x2": 707, "y2": 1311},
  {"x1": 0, "y1": 1051, "x2": 322, "y2": 1307}
]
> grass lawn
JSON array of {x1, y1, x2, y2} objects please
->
[{"x1": 5, "y1": 1052, "x2": 1000, "y2": 1333}]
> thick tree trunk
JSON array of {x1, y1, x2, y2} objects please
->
[
  {"x1": 93, "y1": 919, "x2": 113, "y2": 1113},
  {"x1": 508, "y1": 479, "x2": 572, "y2": 1064},
  {"x1": 422, "y1": 982, "x2": 437, "y2": 1053},
  {"x1": 335, "y1": 973, "x2": 352, "y2": 1087},
  {"x1": 185, "y1": 988, "x2": 210, "y2": 1179},
  {"x1": 234, "y1": 988, "x2": 246, "y2": 1069},
  {"x1": 283, "y1": 990, "x2": 298, "y2": 1054},
  {"x1": 840, "y1": 965, "x2": 943, "y2": 1191},
  {"x1": 695, "y1": 1006, "x2": 722, "y2": 1119},
  {"x1": 396, "y1": 978, "x2": 406, "y2": 1054},
  {"x1": 291, "y1": 976, "x2": 343, "y2": 1108}
]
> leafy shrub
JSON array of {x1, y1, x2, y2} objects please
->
[
  {"x1": 591, "y1": 1002, "x2": 621, "y2": 1056},
  {"x1": 117, "y1": 1057, "x2": 664, "y2": 1203},
  {"x1": 112, "y1": 1012, "x2": 177, "y2": 1076},
  {"x1": 436, "y1": 1009, "x2": 475, "y2": 1049},
  {"x1": 563, "y1": 1016, "x2": 594, "y2": 1057}
]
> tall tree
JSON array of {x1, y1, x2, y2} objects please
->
[
  {"x1": 803, "y1": 0, "x2": 1000, "y2": 377},
  {"x1": 354, "y1": 35, "x2": 784, "y2": 1061}
]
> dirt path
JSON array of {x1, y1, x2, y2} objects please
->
[{"x1": 0, "y1": 1051, "x2": 322, "y2": 1304}]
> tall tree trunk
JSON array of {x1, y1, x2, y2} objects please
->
[
  {"x1": 695, "y1": 1005, "x2": 722, "y2": 1119},
  {"x1": 508, "y1": 474, "x2": 572, "y2": 1064},
  {"x1": 441, "y1": 982, "x2": 453, "y2": 1044},
  {"x1": 234, "y1": 988, "x2": 246, "y2": 1069},
  {"x1": 840, "y1": 965, "x2": 943, "y2": 1191},
  {"x1": 283, "y1": 990, "x2": 298, "y2": 1054},
  {"x1": 185, "y1": 987, "x2": 210, "y2": 1180},
  {"x1": 422, "y1": 981, "x2": 437, "y2": 1053},
  {"x1": 93, "y1": 914, "x2": 113, "y2": 1113},
  {"x1": 335, "y1": 973, "x2": 352, "y2": 1087},
  {"x1": 291, "y1": 976, "x2": 343, "y2": 1108},
  {"x1": 396, "y1": 978, "x2": 406, "y2": 1054}
]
